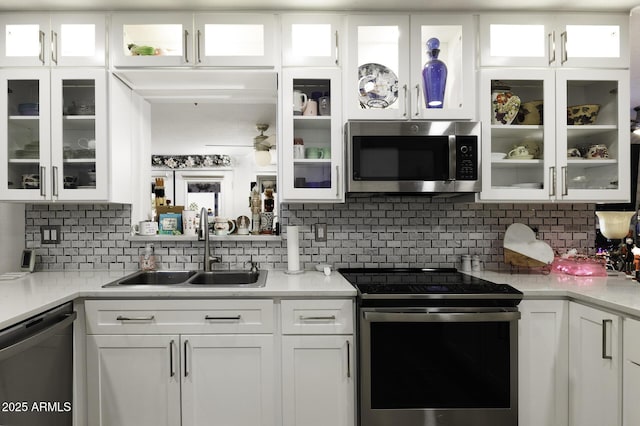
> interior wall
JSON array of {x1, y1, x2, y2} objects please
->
[{"x1": 0, "y1": 203, "x2": 24, "y2": 272}]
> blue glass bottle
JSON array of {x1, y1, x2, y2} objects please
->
[{"x1": 422, "y1": 38, "x2": 447, "y2": 109}]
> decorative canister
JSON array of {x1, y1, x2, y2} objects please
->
[
  {"x1": 491, "y1": 81, "x2": 520, "y2": 125},
  {"x1": 260, "y1": 212, "x2": 274, "y2": 234}
]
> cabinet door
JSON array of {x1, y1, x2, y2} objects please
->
[
  {"x1": 50, "y1": 13, "x2": 106, "y2": 67},
  {"x1": 410, "y1": 14, "x2": 476, "y2": 120},
  {"x1": 194, "y1": 13, "x2": 276, "y2": 67},
  {"x1": 281, "y1": 67, "x2": 344, "y2": 202},
  {"x1": 0, "y1": 69, "x2": 51, "y2": 201},
  {"x1": 110, "y1": 13, "x2": 194, "y2": 67},
  {"x1": 282, "y1": 336, "x2": 355, "y2": 426},
  {"x1": 281, "y1": 14, "x2": 343, "y2": 67},
  {"x1": 181, "y1": 334, "x2": 275, "y2": 426},
  {"x1": 345, "y1": 15, "x2": 410, "y2": 120},
  {"x1": 0, "y1": 14, "x2": 50, "y2": 67},
  {"x1": 518, "y1": 300, "x2": 569, "y2": 426},
  {"x1": 86, "y1": 334, "x2": 181, "y2": 426},
  {"x1": 51, "y1": 69, "x2": 108, "y2": 201},
  {"x1": 555, "y1": 69, "x2": 630, "y2": 202},
  {"x1": 479, "y1": 68, "x2": 556, "y2": 201},
  {"x1": 624, "y1": 317, "x2": 640, "y2": 426},
  {"x1": 569, "y1": 303, "x2": 621, "y2": 426}
]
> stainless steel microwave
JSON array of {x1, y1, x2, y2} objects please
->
[{"x1": 345, "y1": 120, "x2": 481, "y2": 193}]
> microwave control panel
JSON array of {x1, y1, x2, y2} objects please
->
[{"x1": 456, "y1": 136, "x2": 478, "y2": 181}]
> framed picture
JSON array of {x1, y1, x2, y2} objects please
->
[{"x1": 158, "y1": 213, "x2": 182, "y2": 235}]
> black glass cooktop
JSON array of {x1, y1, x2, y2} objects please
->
[{"x1": 338, "y1": 268, "x2": 522, "y2": 304}]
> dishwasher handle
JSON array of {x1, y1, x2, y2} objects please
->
[
  {"x1": 363, "y1": 310, "x2": 520, "y2": 323},
  {"x1": 0, "y1": 311, "x2": 77, "y2": 362}
]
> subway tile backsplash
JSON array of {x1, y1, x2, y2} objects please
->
[{"x1": 25, "y1": 196, "x2": 596, "y2": 271}]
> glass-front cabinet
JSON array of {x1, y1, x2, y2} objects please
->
[
  {"x1": 0, "y1": 13, "x2": 106, "y2": 67},
  {"x1": 281, "y1": 14, "x2": 343, "y2": 67},
  {"x1": 346, "y1": 14, "x2": 475, "y2": 120},
  {"x1": 480, "y1": 68, "x2": 630, "y2": 202},
  {"x1": 281, "y1": 68, "x2": 343, "y2": 202},
  {"x1": 0, "y1": 69, "x2": 106, "y2": 201},
  {"x1": 479, "y1": 13, "x2": 628, "y2": 68},
  {"x1": 111, "y1": 13, "x2": 276, "y2": 68}
]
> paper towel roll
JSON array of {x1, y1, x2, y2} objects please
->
[{"x1": 287, "y1": 226, "x2": 300, "y2": 273}]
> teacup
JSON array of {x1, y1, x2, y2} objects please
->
[
  {"x1": 586, "y1": 144, "x2": 609, "y2": 159},
  {"x1": 507, "y1": 146, "x2": 530, "y2": 159},
  {"x1": 567, "y1": 148, "x2": 582, "y2": 158}
]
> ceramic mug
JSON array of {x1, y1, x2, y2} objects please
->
[
  {"x1": 303, "y1": 99, "x2": 318, "y2": 116},
  {"x1": 134, "y1": 220, "x2": 158, "y2": 236},
  {"x1": 567, "y1": 148, "x2": 582, "y2": 158},
  {"x1": 586, "y1": 144, "x2": 609, "y2": 159},
  {"x1": 320, "y1": 147, "x2": 331, "y2": 159},
  {"x1": 293, "y1": 90, "x2": 308, "y2": 115},
  {"x1": 181, "y1": 210, "x2": 198, "y2": 236},
  {"x1": 213, "y1": 217, "x2": 236, "y2": 235},
  {"x1": 305, "y1": 147, "x2": 323, "y2": 159},
  {"x1": 507, "y1": 146, "x2": 529, "y2": 159}
]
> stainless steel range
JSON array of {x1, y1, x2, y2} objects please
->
[{"x1": 339, "y1": 268, "x2": 523, "y2": 426}]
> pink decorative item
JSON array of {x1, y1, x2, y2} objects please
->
[{"x1": 551, "y1": 257, "x2": 607, "y2": 277}]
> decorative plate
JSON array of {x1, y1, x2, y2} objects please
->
[{"x1": 357, "y1": 63, "x2": 399, "y2": 109}]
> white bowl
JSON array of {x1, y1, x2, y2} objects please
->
[{"x1": 491, "y1": 152, "x2": 506, "y2": 160}]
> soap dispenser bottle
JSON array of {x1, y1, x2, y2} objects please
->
[{"x1": 140, "y1": 243, "x2": 157, "y2": 271}]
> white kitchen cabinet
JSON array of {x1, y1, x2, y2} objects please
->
[
  {"x1": 623, "y1": 317, "x2": 640, "y2": 426},
  {"x1": 479, "y1": 13, "x2": 628, "y2": 69},
  {"x1": 281, "y1": 14, "x2": 343, "y2": 67},
  {"x1": 0, "y1": 13, "x2": 106, "y2": 67},
  {"x1": 569, "y1": 302, "x2": 621, "y2": 426},
  {"x1": 111, "y1": 12, "x2": 277, "y2": 68},
  {"x1": 518, "y1": 299, "x2": 569, "y2": 426},
  {"x1": 280, "y1": 299, "x2": 355, "y2": 426},
  {"x1": 85, "y1": 299, "x2": 276, "y2": 426},
  {"x1": 345, "y1": 13, "x2": 475, "y2": 120},
  {"x1": 0, "y1": 68, "x2": 108, "y2": 201},
  {"x1": 479, "y1": 68, "x2": 630, "y2": 202},
  {"x1": 281, "y1": 67, "x2": 344, "y2": 202}
]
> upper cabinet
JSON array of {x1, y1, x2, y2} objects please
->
[
  {"x1": 110, "y1": 12, "x2": 277, "y2": 68},
  {"x1": 345, "y1": 13, "x2": 475, "y2": 120},
  {"x1": 0, "y1": 13, "x2": 106, "y2": 67},
  {"x1": 281, "y1": 14, "x2": 343, "y2": 67},
  {"x1": 479, "y1": 13, "x2": 629, "y2": 69}
]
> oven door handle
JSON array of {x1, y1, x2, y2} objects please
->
[{"x1": 363, "y1": 310, "x2": 520, "y2": 323}]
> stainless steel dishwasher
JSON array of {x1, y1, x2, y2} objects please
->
[{"x1": 0, "y1": 302, "x2": 76, "y2": 426}]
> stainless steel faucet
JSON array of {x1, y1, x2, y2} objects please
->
[{"x1": 199, "y1": 207, "x2": 220, "y2": 271}]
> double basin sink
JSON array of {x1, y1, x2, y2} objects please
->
[{"x1": 103, "y1": 270, "x2": 267, "y2": 288}]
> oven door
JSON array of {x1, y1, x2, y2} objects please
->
[{"x1": 359, "y1": 307, "x2": 520, "y2": 426}]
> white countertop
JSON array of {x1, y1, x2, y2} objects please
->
[
  {"x1": 0, "y1": 269, "x2": 356, "y2": 330},
  {"x1": 4, "y1": 268, "x2": 640, "y2": 331}
]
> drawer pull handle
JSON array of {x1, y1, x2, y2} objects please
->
[
  {"x1": 346, "y1": 340, "x2": 351, "y2": 378},
  {"x1": 300, "y1": 315, "x2": 336, "y2": 321},
  {"x1": 602, "y1": 319, "x2": 613, "y2": 360},
  {"x1": 116, "y1": 315, "x2": 155, "y2": 322},
  {"x1": 205, "y1": 315, "x2": 241, "y2": 321},
  {"x1": 169, "y1": 340, "x2": 175, "y2": 377}
]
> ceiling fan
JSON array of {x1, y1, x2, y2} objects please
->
[{"x1": 254, "y1": 124, "x2": 276, "y2": 166}]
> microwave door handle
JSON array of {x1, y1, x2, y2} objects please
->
[{"x1": 448, "y1": 135, "x2": 456, "y2": 181}]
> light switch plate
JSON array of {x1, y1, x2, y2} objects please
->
[
  {"x1": 315, "y1": 223, "x2": 327, "y2": 242},
  {"x1": 40, "y1": 225, "x2": 61, "y2": 244}
]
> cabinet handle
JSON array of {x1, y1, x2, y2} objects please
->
[
  {"x1": 560, "y1": 31, "x2": 568, "y2": 64},
  {"x1": 300, "y1": 315, "x2": 336, "y2": 321},
  {"x1": 561, "y1": 166, "x2": 568, "y2": 196},
  {"x1": 39, "y1": 166, "x2": 46, "y2": 197},
  {"x1": 52, "y1": 166, "x2": 59, "y2": 197},
  {"x1": 549, "y1": 167, "x2": 556, "y2": 197},
  {"x1": 38, "y1": 30, "x2": 45, "y2": 65},
  {"x1": 415, "y1": 84, "x2": 421, "y2": 117},
  {"x1": 334, "y1": 30, "x2": 339, "y2": 66},
  {"x1": 51, "y1": 30, "x2": 58, "y2": 65},
  {"x1": 183, "y1": 29, "x2": 189, "y2": 63},
  {"x1": 402, "y1": 84, "x2": 408, "y2": 117},
  {"x1": 196, "y1": 29, "x2": 202, "y2": 63},
  {"x1": 346, "y1": 340, "x2": 351, "y2": 378},
  {"x1": 548, "y1": 31, "x2": 556, "y2": 65},
  {"x1": 602, "y1": 319, "x2": 613, "y2": 360},
  {"x1": 631, "y1": 360, "x2": 640, "y2": 368},
  {"x1": 205, "y1": 315, "x2": 241, "y2": 321},
  {"x1": 169, "y1": 339, "x2": 176, "y2": 377},
  {"x1": 336, "y1": 165, "x2": 340, "y2": 198},
  {"x1": 116, "y1": 315, "x2": 155, "y2": 321},
  {"x1": 184, "y1": 339, "x2": 190, "y2": 377}
]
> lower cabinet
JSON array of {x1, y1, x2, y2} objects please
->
[
  {"x1": 623, "y1": 317, "x2": 640, "y2": 426},
  {"x1": 518, "y1": 299, "x2": 569, "y2": 426},
  {"x1": 569, "y1": 302, "x2": 622, "y2": 426}
]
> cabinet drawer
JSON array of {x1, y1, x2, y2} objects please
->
[
  {"x1": 281, "y1": 299, "x2": 353, "y2": 335},
  {"x1": 625, "y1": 317, "x2": 640, "y2": 362},
  {"x1": 85, "y1": 299, "x2": 274, "y2": 335}
]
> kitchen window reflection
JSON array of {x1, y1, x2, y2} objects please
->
[{"x1": 186, "y1": 181, "x2": 221, "y2": 217}]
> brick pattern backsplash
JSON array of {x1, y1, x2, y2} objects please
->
[{"x1": 25, "y1": 196, "x2": 596, "y2": 271}]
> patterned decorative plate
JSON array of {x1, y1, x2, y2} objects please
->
[{"x1": 357, "y1": 63, "x2": 399, "y2": 109}]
